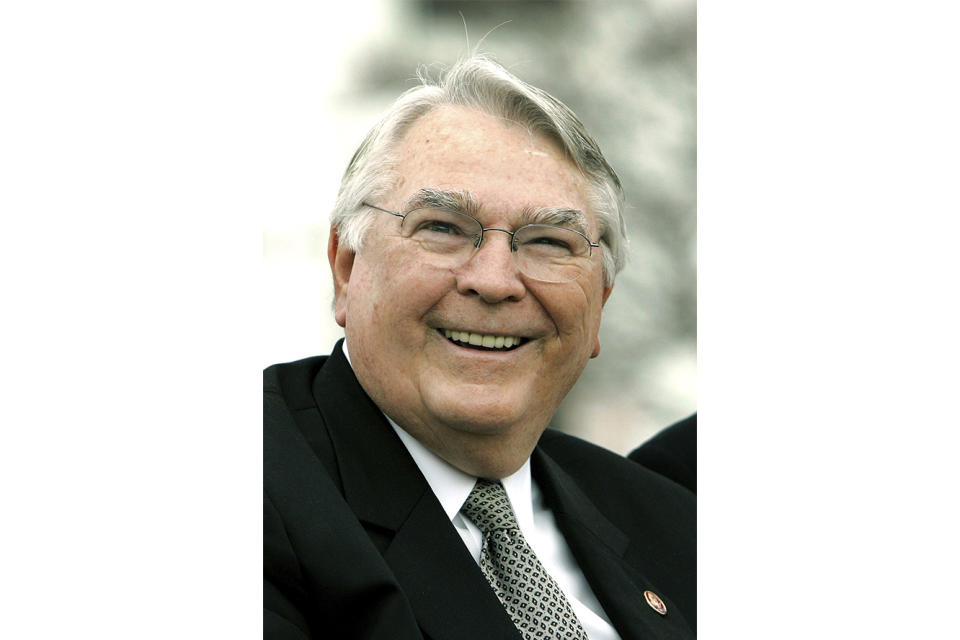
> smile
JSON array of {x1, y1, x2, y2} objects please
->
[{"x1": 441, "y1": 329, "x2": 527, "y2": 351}]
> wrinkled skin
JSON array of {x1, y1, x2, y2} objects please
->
[{"x1": 329, "y1": 105, "x2": 612, "y2": 478}]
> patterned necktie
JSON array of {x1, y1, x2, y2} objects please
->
[{"x1": 461, "y1": 479, "x2": 589, "y2": 640}]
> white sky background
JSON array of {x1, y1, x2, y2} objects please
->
[
  {"x1": 3, "y1": 1, "x2": 959, "y2": 638},
  {"x1": 260, "y1": 1, "x2": 395, "y2": 361}
]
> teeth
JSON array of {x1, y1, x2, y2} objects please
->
[{"x1": 442, "y1": 329, "x2": 524, "y2": 350}]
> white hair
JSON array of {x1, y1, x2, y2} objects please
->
[{"x1": 330, "y1": 55, "x2": 627, "y2": 287}]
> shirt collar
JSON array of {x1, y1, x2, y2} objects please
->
[{"x1": 390, "y1": 422, "x2": 535, "y2": 530}]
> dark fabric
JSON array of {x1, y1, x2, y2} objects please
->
[
  {"x1": 264, "y1": 340, "x2": 696, "y2": 639},
  {"x1": 628, "y1": 414, "x2": 697, "y2": 494}
]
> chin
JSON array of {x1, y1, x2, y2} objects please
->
[
  {"x1": 437, "y1": 406, "x2": 521, "y2": 436},
  {"x1": 441, "y1": 421, "x2": 544, "y2": 479},
  {"x1": 421, "y1": 378, "x2": 536, "y2": 420},
  {"x1": 432, "y1": 398, "x2": 549, "y2": 468},
  {"x1": 424, "y1": 388, "x2": 532, "y2": 435}
]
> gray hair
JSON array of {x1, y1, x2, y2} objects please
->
[{"x1": 330, "y1": 55, "x2": 627, "y2": 287}]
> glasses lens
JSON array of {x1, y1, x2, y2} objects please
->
[
  {"x1": 514, "y1": 224, "x2": 591, "y2": 283},
  {"x1": 400, "y1": 207, "x2": 481, "y2": 256},
  {"x1": 394, "y1": 208, "x2": 593, "y2": 283}
]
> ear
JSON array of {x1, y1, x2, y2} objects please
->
[
  {"x1": 328, "y1": 227, "x2": 356, "y2": 328},
  {"x1": 601, "y1": 284, "x2": 614, "y2": 306},
  {"x1": 590, "y1": 285, "x2": 614, "y2": 359}
]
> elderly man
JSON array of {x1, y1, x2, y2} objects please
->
[{"x1": 264, "y1": 55, "x2": 695, "y2": 640}]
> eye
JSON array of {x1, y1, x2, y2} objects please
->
[
  {"x1": 526, "y1": 235, "x2": 573, "y2": 250},
  {"x1": 403, "y1": 207, "x2": 477, "y2": 239},
  {"x1": 417, "y1": 219, "x2": 466, "y2": 236},
  {"x1": 516, "y1": 225, "x2": 581, "y2": 257}
]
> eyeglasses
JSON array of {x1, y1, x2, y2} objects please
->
[{"x1": 362, "y1": 202, "x2": 601, "y2": 283}]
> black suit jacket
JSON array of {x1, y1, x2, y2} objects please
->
[{"x1": 264, "y1": 341, "x2": 696, "y2": 639}]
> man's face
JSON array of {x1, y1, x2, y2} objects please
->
[{"x1": 330, "y1": 105, "x2": 612, "y2": 478}]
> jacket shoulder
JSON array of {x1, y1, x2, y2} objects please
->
[
  {"x1": 264, "y1": 354, "x2": 343, "y2": 485},
  {"x1": 538, "y1": 428, "x2": 695, "y2": 512},
  {"x1": 264, "y1": 355, "x2": 328, "y2": 401}
]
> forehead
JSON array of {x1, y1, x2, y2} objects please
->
[{"x1": 390, "y1": 105, "x2": 591, "y2": 224}]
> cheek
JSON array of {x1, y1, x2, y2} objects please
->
[
  {"x1": 343, "y1": 254, "x2": 396, "y2": 332},
  {"x1": 350, "y1": 248, "x2": 448, "y2": 325},
  {"x1": 548, "y1": 285, "x2": 604, "y2": 339}
]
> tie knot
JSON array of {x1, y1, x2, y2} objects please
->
[{"x1": 461, "y1": 479, "x2": 519, "y2": 533}]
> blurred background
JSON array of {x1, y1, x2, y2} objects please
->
[{"x1": 261, "y1": 0, "x2": 696, "y2": 455}]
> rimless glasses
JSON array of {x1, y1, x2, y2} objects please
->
[{"x1": 362, "y1": 202, "x2": 601, "y2": 284}]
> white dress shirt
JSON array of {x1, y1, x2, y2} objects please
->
[{"x1": 342, "y1": 341, "x2": 620, "y2": 639}]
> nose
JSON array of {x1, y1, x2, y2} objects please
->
[{"x1": 453, "y1": 229, "x2": 526, "y2": 303}]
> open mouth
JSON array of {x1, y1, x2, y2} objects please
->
[{"x1": 440, "y1": 329, "x2": 528, "y2": 351}]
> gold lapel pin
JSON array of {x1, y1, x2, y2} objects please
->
[{"x1": 643, "y1": 590, "x2": 667, "y2": 615}]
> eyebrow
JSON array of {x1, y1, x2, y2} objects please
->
[
  {"x1": 403, "y1": 187, "x2": 589, "y2": 234},
  {"x1": 518, "y1": 206, "x2": 590, "y2": 235},
  {"x1": 403, "y1": 188, "x2": 480, "y2": 216}
]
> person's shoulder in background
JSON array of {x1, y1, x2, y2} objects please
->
[{"x1": 628, "y1": 413, "x2": 697, "y2": 494}]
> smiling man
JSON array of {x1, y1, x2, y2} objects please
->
[{"x1": 264, "y1": 56, "x2": 695, "y2": 640}]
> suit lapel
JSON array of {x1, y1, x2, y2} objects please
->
[
  {"x1": 383, "y1": 492, "x2": 523, "y2": 640},
  {"x1": 313, "y1": 344, "x2": 521, "y2": 640},
  {"x1": 533, "y1": 449, "x2": 696, "y2": 640}
]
